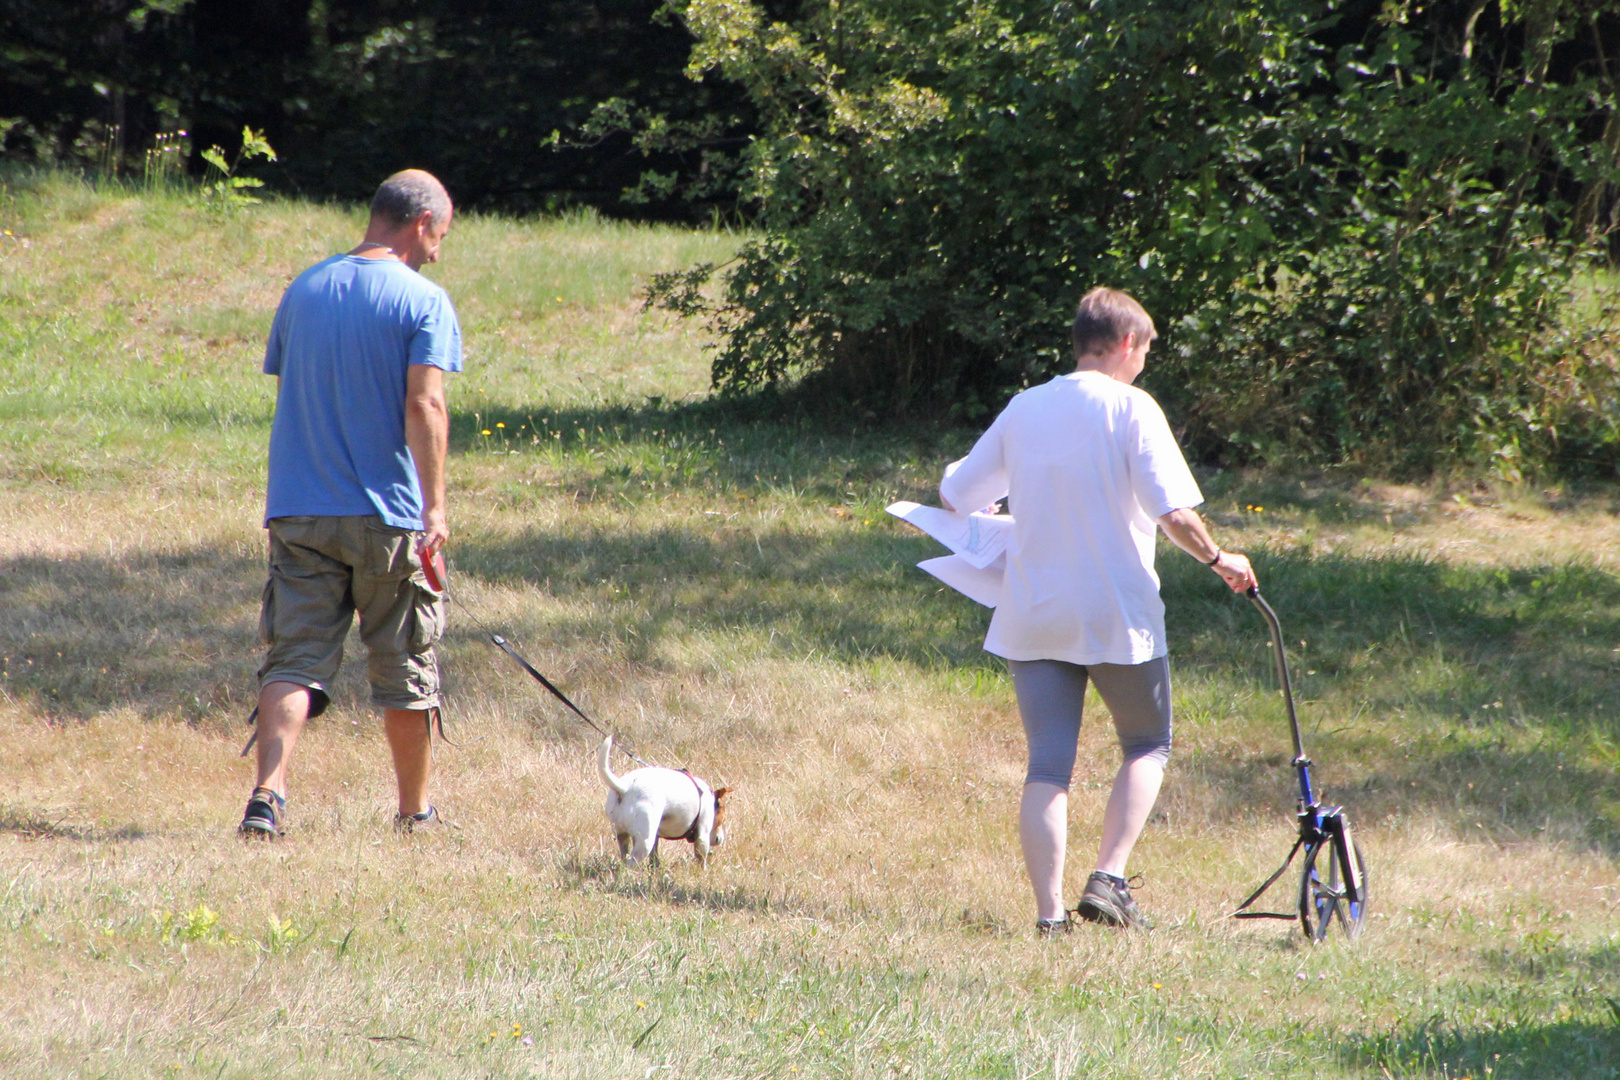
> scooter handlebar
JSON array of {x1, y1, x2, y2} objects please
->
[{"x1": 1241, "y1": 585, "x2": 1305, "y2": 760}]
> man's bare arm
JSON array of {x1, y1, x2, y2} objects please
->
[
  {"x1": 1157, "y1": 507, "x2": 1257, "y2": 593},
  {"x1": 404, "y1": 364, "x2": 450, "y2": 555}
]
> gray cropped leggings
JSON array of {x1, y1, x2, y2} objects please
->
[{"x1": 1009, "y1": 657, "x2": 1173, "y2": 788}]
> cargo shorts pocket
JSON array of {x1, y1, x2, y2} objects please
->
[
  {"x1": 257, "y1": 578, "x2": 276, "y2": 645},
  {"x1": 363, "y1": 519, "x2": 416, "y2": 580},
  {"x1": 409, "y1": 581, "x2": 446, "y2": 652}
]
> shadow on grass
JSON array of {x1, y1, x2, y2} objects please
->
[
  {"x1": 457, "y1": 517, "x2": 1620, "y2": 849},
  {"x1": 1341, "y1": 976, "x2": 1620, "y2": 1079},
  {"x1": 2, "y1": 453, "x2": 1617, "y2": 847},
  {"x1": 0, "y1": 548, "x2": 264, "y2": 725},
  {"x1": 448, "y1": 396, "x2": 962, "y2": 504},
  {"x1": 453, "y1": 518, "x2": 1620, "y2": 735},
  {"x1": 1163, "y1": 544, "x2": 1620, "y2": 850},
  {"x1": 1181, "y1": 740, "x2": 1620, "y2": 853},
  {"x1": 450, "y1": 397, "x2": 1473, "y2": 536},
  {"x1": 1163, "y1": 546, "x2": 1620, "y2": 739},
  {"x1": 449, "y1": 397, "x2": 1620, "y2": 740},
  {"x1": 451, "y1": 522, "x2": 991, "y2": 675},
  {"x1": 555, "y1": 851, "x2": 817, "y2": 918},
  {"x1": 0, "y1": 802, "x2": 146, "y2": 842}
]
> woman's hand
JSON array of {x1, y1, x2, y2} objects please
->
[
  {"x1": 1208, "y1": 550, "x2": 1257, "y2": 593},
  {"x1": 1156, "y1": 507, "x2": 1258, "y2": 593}
]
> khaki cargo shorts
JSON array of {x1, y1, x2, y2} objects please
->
[{"x1": 256, "y1": 515, "x2": 445, "y2": 716}]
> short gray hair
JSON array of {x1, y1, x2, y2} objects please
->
[{"x1": 370, "y1": 169, "x2": 452, "y2": 228}]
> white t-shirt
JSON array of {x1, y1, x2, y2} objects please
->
[{"x1": 940, "y1": 370, "x2": 1203, "y2": 665}]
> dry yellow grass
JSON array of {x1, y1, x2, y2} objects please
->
[{"x1": 0, "y1": 175, "x2": 1616, "y2": 1079}]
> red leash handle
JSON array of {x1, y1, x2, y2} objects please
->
[{"x1": 419, "y1": 547, "x2": 447, "y2": 592}]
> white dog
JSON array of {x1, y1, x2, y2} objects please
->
[{"x1": 598, "y1": 736, "x2": 731, "y2": 866}]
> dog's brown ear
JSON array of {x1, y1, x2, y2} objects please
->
[{"x1": 711, "y1": 786, "x2": 734, "y2": 828}]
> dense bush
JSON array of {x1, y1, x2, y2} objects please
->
[{"x1": 650, "y1": 0, "x2": 1620, "y2": 473}]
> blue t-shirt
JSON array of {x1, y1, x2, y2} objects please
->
[{"x1": 263, "y1": 255, "x2": 462, "y2": 530}]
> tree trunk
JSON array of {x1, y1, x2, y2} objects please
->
[{"x1": 1571, "y1": 108, "x2": 1620, "y2": 241}]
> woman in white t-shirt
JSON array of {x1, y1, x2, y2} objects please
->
[{"x1": 941, "y1": 288, "x2": 1257, "y2": 935}]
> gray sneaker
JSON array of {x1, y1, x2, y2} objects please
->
[
  {"x1": 1036, "y1": 917, "x2": 1073, "y2": 939},
  {"x1": 393, "y1": 805, "x2": 439, "y2": 833},
  {"x1": 238, "y1": 787, "x2": 284, "y2": 839},
  {"x1": 1074, "y1": 871, "x2": 1153, "y2": 930}
]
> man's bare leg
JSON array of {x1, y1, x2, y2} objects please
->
[
  {"x1": 254, "y1": 681, "x2": 313, "y2": 797},
  {"x1": 1095, "y1": 756, "x2": 1165, "y2": 878},
  {"x1": 383, "y1": 708, "x2": 432, "y2": 817},
  {"x1": 1020, "y1": 781, "x2": 1069, "y2": 922}
]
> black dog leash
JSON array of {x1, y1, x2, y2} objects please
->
[
  {"x1": 422, "y1": 550, "x2": 653, "y2": 769},
  {"x1": 238, "y1": 550, "x2": 639, "y2": 765}
]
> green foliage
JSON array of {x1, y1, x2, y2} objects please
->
[
  {"x1": 152, "y1": 903, "x2": 220, "y2": 943},
  {"x1": 266, "y1": 2, "x2": 739, "y2": 213},
  {"x1": 1164, "y1": 19, "x2": 1620, "y2": 476},
  {"x1": 650, "y1": 0, "x2": 1620, "y2": 473},
  {"x1": 198, "y1": 126, "x2": 275, "y2": 209},
  {"x1": 0, "y1": 1, "x2": 755, "y2": 217},
  {"x1": 573, "y1": 92, "x2": 751, "y2": 208}
]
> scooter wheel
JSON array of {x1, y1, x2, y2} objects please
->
[{"x1": 1299, "y1": 836, "x2": 1369, "y2": 941}]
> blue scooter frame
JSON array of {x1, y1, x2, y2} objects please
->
[{"x1": 1231, "y1": 587, "x2": 1369, "y2": 941}]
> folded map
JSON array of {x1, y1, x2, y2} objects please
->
[{"x1": 886, "y1": 501, "x2": 1013, "y2": 608}]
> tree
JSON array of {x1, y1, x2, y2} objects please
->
[
  {"x1": 0, "y1": 0, "x2": 195, "y2": 164},
  {"x1": 0, "y1": 0, "x2": 759, "y2": 217},
  {"x1": 650, "y1": 0, "x2": 1620, "y2": 472}
]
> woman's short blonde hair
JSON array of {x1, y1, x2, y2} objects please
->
[{"x1": 1071, "y1": 287, "x2": 1157, "y2": 358}]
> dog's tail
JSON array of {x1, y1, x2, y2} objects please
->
[{"x1": 597, "y1": 736, "x2": 629, "y2": 795}]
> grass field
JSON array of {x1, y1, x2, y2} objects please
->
[{"x1": 1, "y1": 172, "x2": 1617, "y2": 1079}]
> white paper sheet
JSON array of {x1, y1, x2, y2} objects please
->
[
  {"x1": 917, "y1": 555, "x2": 1003, "y2": 609},
  {"x1": 885, "y1": 501, "x2": 1013, "y2": 570},
  {"x1": 888, "y1": 500, "x2": 1013, "y2": 607}
]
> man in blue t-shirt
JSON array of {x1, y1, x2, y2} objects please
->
[{"x1": 239, "y1": 169, "x2": 463, "y2": 840}]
